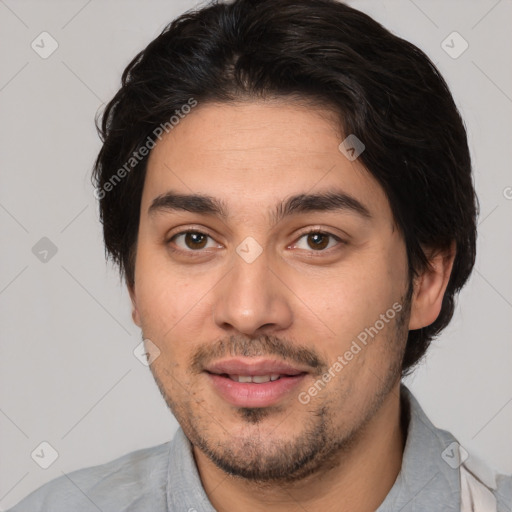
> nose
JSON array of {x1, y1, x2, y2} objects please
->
[{"x1": 211, "y1": 248, "x2": 293, "y2": 336}]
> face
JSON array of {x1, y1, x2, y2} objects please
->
[{"x1": 130, "y1": 99, "x2": 413, "y2": 482}]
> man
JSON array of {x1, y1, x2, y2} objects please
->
[{"x1": 8, "y1": 0, "x2": 511, "y2": 510}]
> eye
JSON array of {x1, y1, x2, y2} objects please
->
[
  {"x1": 291, "y1": 230, "x2": 344, "y2": 252},
  {"x1": 168, "y1": 231, "x2": 220, "y2": 251},
  {"x1": 166, "y1": 228, "x2": 345, "y2": 255}
]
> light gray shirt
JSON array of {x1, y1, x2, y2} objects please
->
[{"x1": 7, "y1": 385, "x2": 511, "y2": 511}]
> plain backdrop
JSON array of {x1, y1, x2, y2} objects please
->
[{"x1": 0, "y1": 0, "x2": 511, "y2": 509}]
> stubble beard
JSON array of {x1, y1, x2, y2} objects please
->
[{"x1": 145, "y1": 289, "x2": 411, "y2": 483}]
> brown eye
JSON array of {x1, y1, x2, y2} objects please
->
[
  {"x1": 306, "y1": 232, "x2": 330, "y2": 250},
  {"x1": 170, "y1": 231, "x2": 214, "y2": 251},
  {"x1": 184, "y1": 232, "x2": 208, "y2": 249},
  {"x1": 293, "y1": 230, "x2": 343, "y2": 252}
]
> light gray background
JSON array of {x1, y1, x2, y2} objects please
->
[{"x1": 1, "y1": 0, "x2": 511, "y2": 509}]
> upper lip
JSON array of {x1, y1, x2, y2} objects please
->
[{"x1": 204, "y1": 358, "x2": 308, "y2": 376}]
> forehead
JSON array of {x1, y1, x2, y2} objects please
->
[{"x1": 142, "y1": 100, "x2": 392, "y2": 223}]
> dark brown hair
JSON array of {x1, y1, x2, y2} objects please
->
[{"x1": 92, "y1": 0, "x2": 478, "y2": 376}]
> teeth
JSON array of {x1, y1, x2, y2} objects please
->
[
  {"x1": 252, "y1": 375, "x2": 271, "y2": 383},
  {"x1": 228, "y1": 374, "x2": 282, "y2": 383}
]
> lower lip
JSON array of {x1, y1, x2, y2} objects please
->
[{"x1": 206, "y1": 372, "x2": 307, "y2": 407}]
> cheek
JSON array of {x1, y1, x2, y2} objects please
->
[
  {"x1": 298, "y1": 245, "x2": 406, "y2": 355},
  {"x1": 134, "y1": 248, "x2": 186, "y2": 339},
  {"x1": 137, "y1": 279, "x2": 207, "y2": 344},
  {"x1": 134, "y1": 248, "x2": 217, "y2": 364}
]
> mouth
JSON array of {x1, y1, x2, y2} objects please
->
[
  {"x1": 207, "y1": 373, "x2": 299, "y2": 383},
  {"x1": 204, "y1": 358, "x2": 309, "y2": 407}
]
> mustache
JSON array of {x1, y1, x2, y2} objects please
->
[{"x1": 189, "y1": 334, "x2": 328, "y2": 376}]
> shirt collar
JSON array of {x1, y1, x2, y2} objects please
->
[
  {"x1": 166, "y1": 426, "x2": 217, "y2": 512},
  {"x1": 376, "y1": 383, "x2": 461, "y2": 511}
]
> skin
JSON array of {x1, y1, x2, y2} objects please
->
[{"x1": 129, "y1": 99, "x2": 455, "y2": 511}]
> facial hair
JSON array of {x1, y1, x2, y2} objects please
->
[{"x1": 145, "y1": 287, "x2": 412, "y2": 483}]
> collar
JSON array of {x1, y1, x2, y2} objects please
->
[{"x1": 376, "y1": 384, "x2": 461, "y2": 511}]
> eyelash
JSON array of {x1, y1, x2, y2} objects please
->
[
  {"x1": 166, "y1": 228, "x2": 346, "y2": 257},
  {"x1": 294, "y1": 229, "x2": 346, "y2": 253}
]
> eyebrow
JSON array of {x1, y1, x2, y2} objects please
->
[{"x1": 148, "y1": 189, "x2": 372, "y2": 225}]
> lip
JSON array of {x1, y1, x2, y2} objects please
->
[
  {"x1": 204, "y1": 358, "x2": 308, "y2": 407},
  {"x1": 204, "y1": 357, "x2": 308, "y2": 376}
]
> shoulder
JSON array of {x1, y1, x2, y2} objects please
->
[
  {"x1": 7, "y1": 441, "x2": 171, "y2": 512},
  {"x1": 399, "y1": 385, "x2": 511, "y2": 511}
]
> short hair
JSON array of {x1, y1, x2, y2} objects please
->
[{"x1": 92, "y1": 0, "x2": 478, "y2": 376}]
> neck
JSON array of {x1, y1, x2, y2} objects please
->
[{"x1": 194, "y1": 381, "x2": 406, "y2": 512}]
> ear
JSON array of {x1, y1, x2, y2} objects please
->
[
  {"x1": 127, "y1": 282, "x2": 142, "y2": 327},
  {"x1": 408, "y1": 241, "x2": 456, "y2": 330}
]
